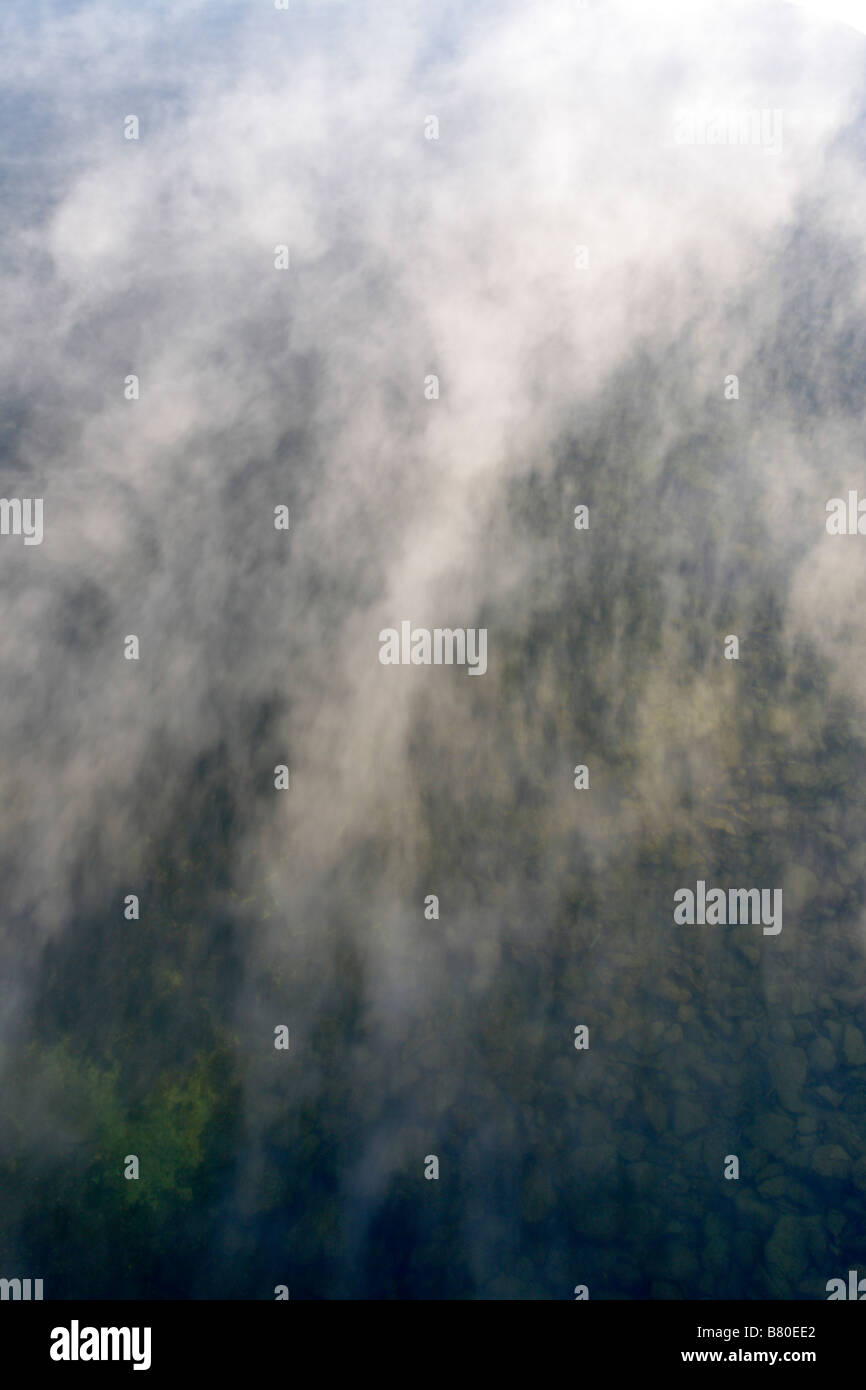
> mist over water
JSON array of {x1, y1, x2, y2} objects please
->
[{"x1": 1, "y1": 0, "x2": 866, "y2": 1298}]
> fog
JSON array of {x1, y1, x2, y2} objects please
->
[{"x1": 1, "y1": 0, "x2": 865, "y2": 1298}]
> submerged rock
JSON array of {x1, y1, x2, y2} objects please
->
[
  {"x1": 808, "y1": 1036, "x2": 835, "y2": 1076},
  {"x1": 765, "y1": 1214, "x2": 810, "y2": 1293},
  {"x1": 852, "y1": 1155, "x2": 866, "y2": 1192},
  {"x1": 812, "y1": 1145, "x2": 851, "y2": 1180},
  {"x1": 751, "y1": 1111, "x2": 795, "y2": 1149},
  {"x1": 843, "y1": 1024, "x2": 866, "y2": 1067},
  {"x1": 768, "y1": 1047, "x2": 808, "y2": 1111},
  {"x1": 816, "y1": 1085, "x2": 843, "y2": 1108}
]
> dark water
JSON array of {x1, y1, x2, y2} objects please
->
[{"x1": 1, "y1": 0, "x2": 865, "y2": 1300}]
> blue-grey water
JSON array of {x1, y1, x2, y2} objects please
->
[{"x1": 1, "y1": 0, "x2": 865, "y2": 1299}]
